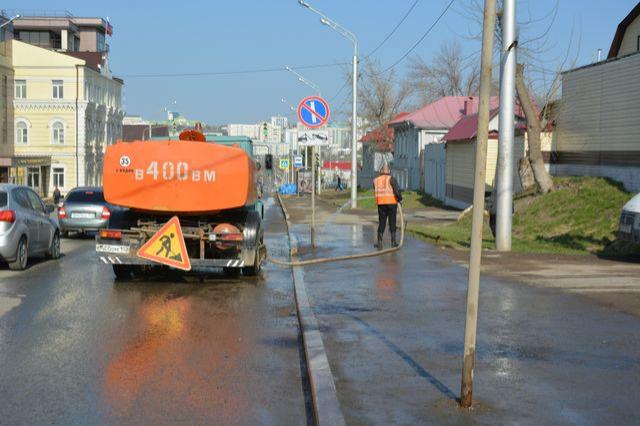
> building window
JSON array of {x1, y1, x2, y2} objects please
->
[
  {"x1": 27, "y1": 167, "x2": 40, "y2": 191},
  {"x1": 52, "y1": 80, "x2": 64, "y2": 99},
  {"x1": 15, "y1": 80, "x2": 27, "y2": 99},
  {"x1": 52, "y1": 167, "x2": 65, "y2": 188},
  {"x1": 51, "y1": 121, "x2": 65, "y2": 144},
  {"x1": 16, "y1": 121, "x2": 28, "y2": 144}
]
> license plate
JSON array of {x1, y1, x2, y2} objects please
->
[
  {"x1": 96, "y1": 244, "x2": 130, "y2": 255},
  {"x1": 71, "y1": 212, "x2": 94, "y2": 219},
  {"x1": 620, "y1": 224, "x2": 632, "y2": 234}
]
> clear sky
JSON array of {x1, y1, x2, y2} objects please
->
[{"x1": 6, "y1": 0, "x2": 638, "y2": 124}]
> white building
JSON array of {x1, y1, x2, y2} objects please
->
[{"x1": 271, "y1": 115, "x2": 288, "y2": 129}]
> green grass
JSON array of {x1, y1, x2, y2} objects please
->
[
  {"x1": 321, "y1": 189, "x2": 443, "y2": 210},
  {"x1": 408, "y1": 177, "x2": 640, "y2": 256}
]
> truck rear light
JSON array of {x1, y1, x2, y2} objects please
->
[
  {"x1": 101, "y1": 206, "x2": 111, "y2": 219},
  {"x1": 0, "y1": 210, "x2": 16, "y2": 223},
  {"x1": 100, "y1": 229, "x2": 122, "y2": 240},
  {"x1": 58, "y1": 206, "x2": 67, "y2": 219}
]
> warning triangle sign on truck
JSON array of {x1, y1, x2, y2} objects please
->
[{"x1": 137, "y1": 216, "x2": 191, "y2": 271}]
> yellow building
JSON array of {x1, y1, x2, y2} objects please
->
[
  {"x1": 0, "y1": 16, "x2": 15, "y2": 183},
  {"x1": 11, "y1": 39, "x2": 124, "y2": 196}
]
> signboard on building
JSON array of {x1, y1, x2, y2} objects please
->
[
  {"x1": 297, "y1": 130, "x2": 330, "y2": 147},
  {"x1": 12, "y1": 156, "x2": 51, "y2": 167}
]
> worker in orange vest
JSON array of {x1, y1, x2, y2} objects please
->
[{"x1": 373, "y1": 164, "x2": 402, "y2": 249}]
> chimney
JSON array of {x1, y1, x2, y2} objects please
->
[
  {"x1": 597, "y1": 48, "x2": 602, "y2": 62},
  {"x1": 463, "y1": 100, "x2": 469, "y2": 116}
]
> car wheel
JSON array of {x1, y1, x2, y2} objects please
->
[
  {"x1": 112, "y1": 264, "x2": 134, "y2": 280},
  {"x1": 48, "y1": 232, "x2": 61, "y2": 259},
  {"x1": 9, "y1": 237, "x2": 28, "y2": 271}
]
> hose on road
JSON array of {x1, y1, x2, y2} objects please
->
[{"x1": 268, "y1": 196, "x2": 405, "y2": 267}]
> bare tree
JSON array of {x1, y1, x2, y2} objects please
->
[
  {"x1": 344, "y1": 59, "x2": 411, "y2": 143},
  {"x1": 406, "y1": 40, "x2": 481, "y2": 106}
]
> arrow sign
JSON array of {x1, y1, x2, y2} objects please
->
[{"x1": 297, "y1": 95, "x2": 330, "y2": 129}]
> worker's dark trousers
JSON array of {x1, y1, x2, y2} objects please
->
[{"x1": 377, "y1": 204, "x2": 397, "y2": 236}]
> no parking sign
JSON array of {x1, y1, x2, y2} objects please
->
[{"x1": 297, "y1": 96, "x2": 330, "y2": 129}]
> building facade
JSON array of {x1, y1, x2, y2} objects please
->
[
  {"x1": 555, "y1": 3, "x2": 640, "y2": 192},
  {"x1": 12, "y1": 40, "x2": 123, "y2": 196},
  {"x1": 0, "y1": 15, "x2": 14, "y2": 183}
]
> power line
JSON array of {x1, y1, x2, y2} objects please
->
[
  {"x1": 364, "y1": 0, "x2": 420, "y2": 59},
  {"x1": 377, "y1": 0, "x2": 456, "y2": 75},
  {"x1": 120, "y1": 61, "x2": 348, "y2": 78},
  {"x1": 330, "y1": 0, "x2": 421, "y2": 104}
]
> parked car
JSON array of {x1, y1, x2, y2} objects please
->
[
  {"x1": 0, "y1": 184, "x2": 60, "y2": 270},
  {"x1": 58, "y1": 187, "x2": 113, "y2": 237},
  {"x1": 619, "y1": 193, "x2": 640, "y2": 244}
]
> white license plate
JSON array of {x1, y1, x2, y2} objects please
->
[
  {"x1": 96, "y1": 244, "x2": 130, "y2": 255},
  {"x1": 620, "y1": 224, "x2": 632, "y2": 234},
  {"x1": 71, "y1": 212, "x2": 94, "y2": 219}
]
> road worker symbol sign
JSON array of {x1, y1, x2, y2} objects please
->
[
  {"x1": 297, "y1": 95, "x2": 330, "y2": 129},
  {"x1": 136, "y1": 216, "x2": 191, "y2": 271}
]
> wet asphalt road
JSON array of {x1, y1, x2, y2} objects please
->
[
  {"x1": 291, "y1": 222, "x2": 640, "y2": 425},
  {"x1": 0, "y1": 199, "x2": 311, "y2": 425}
]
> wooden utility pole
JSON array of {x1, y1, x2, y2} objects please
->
[{"x1": 460, "y1": 0, "x2": 496, "y2": 409}]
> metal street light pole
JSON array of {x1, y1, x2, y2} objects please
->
[
  {"x1": 284, "y1": 66, "x2": 323, "y2": 194},
  {"x1": 281, "y1": 98, "x2": 296, "y2": 184},
  {"x1": 0, "y1": 14, "x2": 21, "y2": 29},
  {"x1": 495, "y1": 0, "x2": 517, "y2": 251},
  {"x1": 298, "y1": 0, "x2": 358, "y2": 208}
]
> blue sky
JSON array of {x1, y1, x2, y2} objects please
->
[{"x1": 6, "y1": 0, "x2": 637, "y2": 124}]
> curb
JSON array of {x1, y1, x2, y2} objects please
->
[{"x1": 277, "y1": 195, "x2": 346, "y2": 426}]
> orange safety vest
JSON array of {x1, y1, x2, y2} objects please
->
[{"x1": 374, "y1": 174, "x2": 398, "y2": 205}]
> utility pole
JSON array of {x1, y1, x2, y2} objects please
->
[
  {"x1": 310, "y1": 146, "x2": 316, "y2": 247},
  {"x1": 495, "y1": 0, "x2": 517, "y2": 251},
  {"x1": 460, "y1": 0, "x2": 496, "y2": 409}
]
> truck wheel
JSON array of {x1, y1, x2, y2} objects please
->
[
  {"x1": 9, "y1": 237, "x2": 28, "y2": 271},
  {"x1": 112, "y1": 264, "x2": 133, "y2": 280},
  {"x1": 242, "y1": 250, "x2": 261, "y2": 276}
]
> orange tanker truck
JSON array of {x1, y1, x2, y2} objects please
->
[{"x1": 95, "y1": 130, "x2": 265, "y2": 279}]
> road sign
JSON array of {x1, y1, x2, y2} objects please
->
[
  {"x1": 279, "y1": 158, "x2": 290, "y2": 170},
  {"x1": 137, "y1": 216, "x2": 191, "y2": 271},
  {"x1": 297, "y1": 95, "x2": 330, "y2": 129},
  {"x1": 293, "y1": 155, "x2": 303, "y2": 168},
  {"x1": 297, "y1": 130, "x2": 330, "y2": 147}
]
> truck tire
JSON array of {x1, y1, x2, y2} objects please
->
[
  {"x1": 112, "y1": 264, "x2": 134, "y2": 280},
  {"x1": 242, "y1": 249, "x2": 261, "y2": 276}
]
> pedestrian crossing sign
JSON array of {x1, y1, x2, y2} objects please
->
[{"x1": 136, "y1": 216, "x2": 191, "y2": 271}]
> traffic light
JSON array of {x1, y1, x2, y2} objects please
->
[{"x1": 265, "y1": 154, "x2": 273, "y2": 170}]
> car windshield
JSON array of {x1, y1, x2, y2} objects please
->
[
  {"x1": 66, "y1": 190, "x2": 105, "y2": 203},
  {"x1": 0, "y1": 191, "x2": 6, "y2": 207}
]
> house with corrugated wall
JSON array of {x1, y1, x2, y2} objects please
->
[
  {"x1": 442, "y1": 109, "x2": 526, "y2": 209},
  {"x1": 388, "y1": 96, "x2": 499, "y2": 194},
  {"x1": 555, "y1": 2, "x2": 640, "y2": 191}
]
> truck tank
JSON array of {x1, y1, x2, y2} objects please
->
[{"x1": 103, "y1": 140, "x2": 256, "y2": 213}]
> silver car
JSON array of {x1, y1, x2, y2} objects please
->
[
  {"x1": 0, "y1": 184, "x2": 60, "y2": 270},
  {"x1": 58, "y1": 187, "x2": 112, "y2": 237}
]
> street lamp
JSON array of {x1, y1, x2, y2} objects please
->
[
  {"x1": 284, "y1": 66, "x2": 321, "y2": 95},
  {"x1": 0, "y1": 14, "x2": 21, "y2": 29},
  {"x1": 298, "y1": 1, "x2": 358, "y2": 208}
]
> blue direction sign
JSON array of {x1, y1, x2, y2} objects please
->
[{"x1": 297, "y1": 95, "x2": 330, "y2": 129}]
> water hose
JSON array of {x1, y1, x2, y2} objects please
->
[{"x1": 268, "y1": 195, "x2": 405, "y2": 267}]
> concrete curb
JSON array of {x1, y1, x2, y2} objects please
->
[{"x1": 277, "y1": 195, "x2": 345, "y2": 426}]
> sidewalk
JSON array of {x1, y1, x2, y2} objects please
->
[
  {"x1": 284, "y1": 194, "x2": 640, "y2": 317},
  {"x1": 279, "y1": 195, "x2": 640, "y2": 424}
]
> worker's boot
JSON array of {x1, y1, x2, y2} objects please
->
[
  {"x1": 375, "y1": 233, "x2": 384, "y2": 250},
  {"x1": 391, "y1": 231, "x2": 399, "y2": 247}
]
